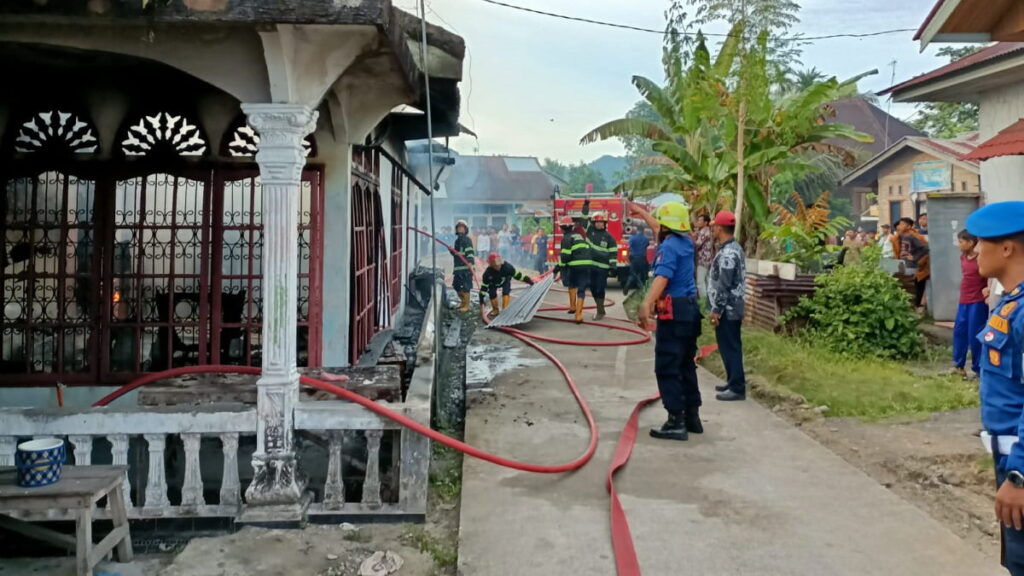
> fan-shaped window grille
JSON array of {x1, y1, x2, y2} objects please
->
[
  {"x1": 14, "y1": 110, "x2": 99, "y2": 154},
  {"x1": 121, "y1": 112, "x2": 208, "y2": 157},
  {"x1": 225, "y1": 125, "x2": 314, "y2": 158}
]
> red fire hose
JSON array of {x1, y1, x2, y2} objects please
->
[{"x1": 94, "y1": 228, "x2": 715, "y2": 575}]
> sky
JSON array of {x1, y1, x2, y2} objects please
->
[{"x1": 394, "y1": 0, "x2": 951, "y2": 164}]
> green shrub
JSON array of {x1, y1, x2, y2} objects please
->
[{"x1": 784, "y1": 257, "x2": 923, "y2": 360}]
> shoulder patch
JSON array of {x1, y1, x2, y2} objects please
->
[
  {"x1": 984, "y1": 330, "x2": 996, "y2": 342},
  {"x1": 990, "y1": 315, "x2": 1010, "y2": 334},
  {"x1": 1001, "y1": 301, "x2": 1019, "y2": 317}
]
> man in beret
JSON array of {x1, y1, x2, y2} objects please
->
[{"x1": 968, "y1": 200, "x2": 1024, "y2": 575}]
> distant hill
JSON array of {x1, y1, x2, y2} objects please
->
[{"x1": 589, "y1": 155, "x2": 629, "y2": 186}]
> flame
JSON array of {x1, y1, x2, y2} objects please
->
[{"x1": 113, "y1": 290, "x2": 121, "y2": 303}]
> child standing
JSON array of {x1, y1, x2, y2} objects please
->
[{"x1": 953, "y1": 230, "x2": 989, "y2": 378}]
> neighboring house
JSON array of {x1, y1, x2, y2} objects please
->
[
  {"x1": 841, "y1": 134, "x2": 981, "y2": 226},
  {"x1": 0, "y1": 0, "x2": 465, "y2": 525},
  {"x1": 884, "y1": 39, "x2": 1024, "y2": 205},
  {"x1": 825, "y1": 98, "x2": 926, "y2": 223},
  {"x1": 435, "y1": 154, "x2": 566, "y2": 230}
]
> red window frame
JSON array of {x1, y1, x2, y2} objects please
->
[{"x1": 389, "y1": 165, "x2": 405, "y2": 314}]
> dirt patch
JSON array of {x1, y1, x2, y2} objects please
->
[{"x1": 758, "y1": 388, "x2": 1000, "y2": 557}]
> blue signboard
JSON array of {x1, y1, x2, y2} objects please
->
[{"x1": 911, "y1": 161, "x2": 951, "y2": 193}]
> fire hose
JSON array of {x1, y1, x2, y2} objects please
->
[{"x1": 93, "y1": 227, "x2": 715, "y2": 575}]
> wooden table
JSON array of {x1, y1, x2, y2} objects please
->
[{"x1": 0, "y1": 465, "x2": 133, "y2": 576}]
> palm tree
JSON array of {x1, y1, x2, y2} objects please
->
[{"x1": 792, "y1": 67, "x2": 827, "y2": 91}]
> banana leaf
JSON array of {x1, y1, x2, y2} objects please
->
[{"x1": 622, "y1": 280, "x2": 652, "y2": 321}]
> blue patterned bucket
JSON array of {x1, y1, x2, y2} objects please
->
[{"x1": 15, "y1": 438, "x2": 65, "y2": 488}]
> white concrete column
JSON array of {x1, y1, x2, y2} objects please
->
[{"x1": 240, "y1": 103, "x2": 317, "y2": 522}]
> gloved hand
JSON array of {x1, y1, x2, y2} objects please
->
[
  {"x1": 525, "y1": 277, "x2": 536, "y2": 286},
  {"x1": 479, "y1": 293, "x2": 486, "y2": 305}
]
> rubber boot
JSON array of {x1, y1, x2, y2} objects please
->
[
  {"x1": 650, "y1": 413, "x2": 688, "y2": 441},
  {"x1": 683, "y1": 406, "x2": 703, "y2": 434},
  {"x1": 502, "y1": 294, "x2": 511, "y2": 310},
  {"x1": 567, "y1": 287, "x2": 578, "y2": 315},
  {"x1": 592, "y1": 299, "x2": 606, "y2": 321},
  {"x1": 458, "y1": 292, "x2": 470, "y2": 313},
  {"x1": 575, "y1": 297, "x2": 585, "y2": 324}
]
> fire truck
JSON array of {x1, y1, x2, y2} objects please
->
[{"x1": 547, "y1": 188, "x2": 654, "y2": 284}]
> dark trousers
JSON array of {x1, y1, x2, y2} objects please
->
[
  {"x1": 625, "y1": 256, "x2": 649, "y2": 292},
  {"x1": 996, "y1": 462, "x2": 1024, "y2": 575},
  {"x1": 914, "y1": 278, "x2": 928, "y2": 308},
  {"x1": 485, "y1": 278, "x2": 512, "y2": 300},
  {"x1": 715, "y1": 319, "x2": 746, "y2": 395},
  {"x1": 568, "y1": 266, "x2": 590, "y2": 299},
  {"x1": 655, "y1": 315, "x2": 702, "y2": 414},
  {"x1": 590, "y1": 268, "x2": 608, "y2": 300},
  {"x1": 953, "y1": 302, "x2": 989, "y2": 373},
  {"x1": 453, "y1": 270, "x2": 473, "y2": 293}
]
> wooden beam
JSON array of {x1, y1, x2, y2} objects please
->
[{"x1": 994, "y1": 0, "x2": 1024, "y2": 41}]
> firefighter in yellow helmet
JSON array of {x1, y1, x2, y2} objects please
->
[
  {"x1": 635, "y1": 201, "x2": 703, "y2": 441},
  {"x1": 480, "y1": 253, "x2": 535, "y2": 319}
]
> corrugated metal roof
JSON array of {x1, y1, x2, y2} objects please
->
[
  {"x1": 882, "y1": 43, "x2": 1024, "y2": 96},
  {"x1": 486, "y1": 275, "x2": 555, "y2": 328},
  {"x1": 503, "y1": 157, "x2": 542, "y2": 172},
  {"x1": 963, "y1": 119, "x2": 1024, "y2": 161},
  {"x1": 445, "y1": 156, "x2": 563, "y2": 202},
  {"x1": 826, "y1": 98, "x2": 925, "y2": 157}
]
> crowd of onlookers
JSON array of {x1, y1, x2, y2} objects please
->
[
  {"x1": 437, "y1": 223, "x2": 551, "y2": 273},
  {"x1": 837, "y1": 212, "x2": 931, "y2": 312}
]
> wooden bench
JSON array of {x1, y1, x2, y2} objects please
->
[{"x1": 0, "y1": 465, "x2": 133, "y2": 576}]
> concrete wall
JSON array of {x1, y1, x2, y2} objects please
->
[
  {"x1": 875, "y1": 150, "x2": 980, "y2": 226},
  {"x1": 979, "y1": 82, "x2": 1024, "y2": 204},
  {"x1": 927, "y1": 193, "x2": 982, "y2": 322}
]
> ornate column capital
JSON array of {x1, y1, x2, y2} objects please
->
[{"x1": 241, "y1": 103, "x2": 318, "y2": 185}]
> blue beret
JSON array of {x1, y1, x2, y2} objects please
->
[{"x1": 966, "y1": 201, "x2": 1024, "y2": 239}]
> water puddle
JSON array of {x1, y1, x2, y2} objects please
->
[{"x1": 466, "y1": 343, "x2": 545, "y2": 389}]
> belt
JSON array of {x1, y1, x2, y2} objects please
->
[{"x1": 982, "y1": 431, "x2": 1018, "y2": 455}]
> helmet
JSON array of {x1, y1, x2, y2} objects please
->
[
  {"x1": 655, "y1": 202, "x2": 691, "y2": 233},
  {"x1": 558, "y1": 216, "x2": 574, "y2": 227},
  {"x1": 592, "y1": 212, "x2": 608, "y2": 223},
  {"x1": 455, "y1": 220, "x2": 469, "y2": 232},
  {"x1": 487, "y1": 252, "x2": 501, "y2": 265}
]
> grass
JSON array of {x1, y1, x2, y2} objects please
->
[
  {"x1": 698, "y1": 325, "x2": 979, "y2": 421},
  {"x1": 401, "y1": 526, "x2": 458, "y2": 571},
  {"x1": 429, "y1": 440, "x2": 463, "y2": 503}
]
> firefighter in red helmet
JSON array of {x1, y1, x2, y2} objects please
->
[{"x1": 480, "y1": 253, "x2": 534, "y2": 319}]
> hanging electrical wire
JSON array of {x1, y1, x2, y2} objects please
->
[{"x1": 473, "y1": 0, "x2": 917, "y2": 41}]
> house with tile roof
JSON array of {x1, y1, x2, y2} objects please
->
[
  {"x1": 883, "y1": 34, "x2": 1024, "y2": 205},
  {"x1": 841, "y1": 133, "x2": 981, "y2": 227}
]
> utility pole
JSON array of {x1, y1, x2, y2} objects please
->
[
  {"x1": 884, "y1": 59, "x2": 898, "y2": 149},
  {"x1": 733, "y1": 0, "x2": 748, "y2": 241}
]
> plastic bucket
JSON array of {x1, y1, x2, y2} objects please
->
[{"x1": 15, "y1": 438, "x2": 65, "y2": 488}]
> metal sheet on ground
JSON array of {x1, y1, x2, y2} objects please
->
[{"x1": 485, "y1": 275, "x2": 555, "y2": 328}]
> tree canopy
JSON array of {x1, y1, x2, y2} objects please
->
[{"x1": 909, "y1": 46, "x2": 982, "y2": 138}]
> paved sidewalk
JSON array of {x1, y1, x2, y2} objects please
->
[{"x1": 458, "y1": 303, "x2": 1004, "y2": 576}]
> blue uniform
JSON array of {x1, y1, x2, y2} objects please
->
[
  {"x1": 967, "y1": 200, "x2": 1024, "y2": 576},
  {"x1": 625, "y1": 232, "x2": 651, "y2": 293},
  {"x1": 651, "y1": 233, "x2": 702, "y2": 414}
]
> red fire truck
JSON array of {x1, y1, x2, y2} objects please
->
[{"x1": 547, "y1": 189, "x2": 654, "y2": 284}]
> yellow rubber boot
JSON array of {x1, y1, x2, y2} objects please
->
[
  {"x1": 488, "y1": 298, "x2": 500, "y2": 319},
  {"x1": 502, "y1": 294, "x2": 511, "y2": 310},
  {"x1": 575, "y1": 296, "x2": 585, "y2": 324},
  {"x1": 567, "y1": 287, "x2": 577, "y2": 314},
  {"x1": 458, "y1": 292, "x2": 470, "y2": 313}
]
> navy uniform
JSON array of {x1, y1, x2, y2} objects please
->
[
  {"x1": 647, "y1": 202, "x2": 703, "y2": 441},
  {"x1": 587, "y1": 212, "x2": 617, "y2": 321},
  {"x1": 451, "y1": 220, "x2": 475, "y2": 313},
  {"x1": 967, "y1": 201, "x2": 1024, "y2": 575},
  {"x1": 479, "y1": 253, "x2": 534, "y2": 318},
  {"x1": 557, "y1": 217, "x2": 574, "y2": 290}
]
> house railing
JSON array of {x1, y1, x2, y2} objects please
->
[{"x1": 0, "y1": 287, "x2": 439, "y2": 522}]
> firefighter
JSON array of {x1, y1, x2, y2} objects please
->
[
  {"x1": 557, "y1": 215, "x2": 575, "y2": 291},
  {"x1": 451, "y1": 220, "x2": 475, "y2": 313},
  {"x1": 560, "y1": 216, "x2": 593, "y2": 324},
  {"x1": 636, "y1": 201, "x2": 702, "y2": 441},
  {"x1": 966, "y1": 201, "x2": 1024, "y2": 575},
  {"x1": 587, "y1": 212, "x2": 617, "y2": 321},
  {"x1": 479, "y1": 253, "x2": 535, "y2": 319}
]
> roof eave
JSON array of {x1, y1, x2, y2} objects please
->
[
  {"x1": 916, "y1": 0, "x2": 968, "y2": 50},
  {"x1": 888, "y1": 51, "x2": 1024, "y2": 103},
  {"x1": 840, "y1": 137, "x2": 979, "y2": 187}
]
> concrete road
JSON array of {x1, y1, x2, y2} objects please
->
[{"x1": 458, "y1": 301, "x2": 1004, "y2": 576}]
